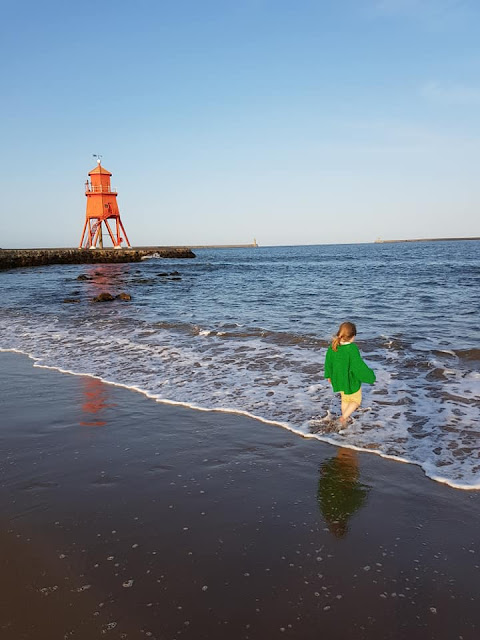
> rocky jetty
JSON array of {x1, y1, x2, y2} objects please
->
[{"x1": 0, "y1": 247, "x2": 196, "y2": 270}]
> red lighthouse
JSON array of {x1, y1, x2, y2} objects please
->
[{"x1": 79, "y1": 158, "x2": 131, "y2": 249}]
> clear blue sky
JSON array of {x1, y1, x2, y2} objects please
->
[{"x1": 1, "y1": 0, "x2": 479, "y2": 248}]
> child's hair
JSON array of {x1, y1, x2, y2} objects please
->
[{"x1": 332, "y1": 321, "x2": 357, "y2": 351}]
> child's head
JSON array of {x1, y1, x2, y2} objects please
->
[{"x1": 332, "y1": 321, "x2": 357, "y2": 351}]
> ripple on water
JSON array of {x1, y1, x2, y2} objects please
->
[{"x1": 0, "y1": 243, "x2": 479, "y2": 489}]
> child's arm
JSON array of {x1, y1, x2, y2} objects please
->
[
  {"x1": 351, "y1": 345, "x2": 376, "y2": 384},
  {"x1": 324, "y1": 348, "x2": 332, "y2": 381}
]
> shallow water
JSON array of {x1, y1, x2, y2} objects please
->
[{"x1": 0, "y1": 241, "x2": 479, "y2": 488}]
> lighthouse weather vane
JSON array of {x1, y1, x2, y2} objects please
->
[{"x1": 93, "y1": 153, "x2": 102, "y2": 165}]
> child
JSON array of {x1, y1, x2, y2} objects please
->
[{"x1": 324, "y1": 321, "x2": 375, "y2": 426}]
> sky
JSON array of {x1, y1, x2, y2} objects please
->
[{"x1": 1, "y1": 0, "x2": 479, "y2": 248}]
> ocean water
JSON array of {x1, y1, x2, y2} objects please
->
[{"x1": 0, "y1": 241, "x2": 479, "y2": 489}]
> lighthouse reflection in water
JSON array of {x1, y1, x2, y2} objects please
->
[{"x1": 80, "y1": 377, "x2": 113, "y2": 427}]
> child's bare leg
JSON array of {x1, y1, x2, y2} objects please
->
[{"x1": 340, "y1": 401, "x2": 360, "y2": 424}]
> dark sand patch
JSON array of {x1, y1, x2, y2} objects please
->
[{"x1": 0, "y1": 352, "x2": 479, "y2": 639}]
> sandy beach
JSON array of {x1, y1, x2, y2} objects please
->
[{"x1": 1, "y1": 351, "x2": 479, "y2": 640}]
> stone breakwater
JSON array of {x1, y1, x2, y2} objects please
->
[{"x1": 0, "y1": 247, "x2": 196, "y2": 270}]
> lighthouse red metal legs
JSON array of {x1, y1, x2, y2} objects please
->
[
  {"x1": 119, "y1": 219, "x2": 131, "y2": 247},
  {"x1": 79, "y1": 161, "x2": 131, "y2": 249},
  {"x1": 79, "y1": 220, "x2": 88, "y2": 249}
]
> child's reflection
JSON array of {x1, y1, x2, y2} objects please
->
[{"x1": 317, "y1": 448, "x2": 370, "y2": 538}]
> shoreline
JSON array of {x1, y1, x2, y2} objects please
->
[
  {"x1": 2, "y1": 346, "x2": 478, "y2": 491},
  {"x1": 1, "y1": 350, "x2": 479, "y2": 639}
]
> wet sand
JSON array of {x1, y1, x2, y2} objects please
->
[{"x1": 1, "y1": 351, "x2": 479, "y2": 640}]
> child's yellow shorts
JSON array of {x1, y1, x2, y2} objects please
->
[{"x1": 340, "y1": 389, "x2": 362, "y2": 405}]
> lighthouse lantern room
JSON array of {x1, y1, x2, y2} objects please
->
[{"x1": 79, "y1": 157, "x2": 131, "y2": 249}]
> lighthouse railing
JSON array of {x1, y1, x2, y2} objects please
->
[{"x1": 85, "y1": 185, "x2": 118, "y2": 194}]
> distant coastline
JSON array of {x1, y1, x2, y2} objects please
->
[
  {"x1": 188, "y1": 243, "x2": 258, "y2": 249},
  {"x1": 374, "y1": 236, "x2": 479, "y2": 244},
  {"x1": 188, "y1": 238, "x2": 259, "y2": 249}
]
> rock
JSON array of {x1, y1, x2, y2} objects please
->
[
  {"x1": 63, "y1": 298, "x2": 80, "y2": 303},
  {"x1": 116, "y1": 292, "x2": 132, "y2": 301},
  {"x1": 156, "y1": 272, "x2": 169, "y2": 277},
  {"x1": 92, "y1": 292, "x2": 114, "y2": 302},
  {"x1": 169, "y1": 271, "x2": 180, "y2": 276}
]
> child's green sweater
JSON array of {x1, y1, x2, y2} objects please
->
[{"x1": 324, "y1": 343, "x2": 375, "y2": 394}]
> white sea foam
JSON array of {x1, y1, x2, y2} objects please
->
[
  {"x1": 1, "y1": 242, "x2": 479, "y2": 489},
  {"x1": 1, "y1": 311, "x2": 479, "y2": 490}
]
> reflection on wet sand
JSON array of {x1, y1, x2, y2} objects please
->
[
  {"x1": 317, "y1": 448, "x2": 370, "y2": 538},
  {"x1": 80, "y1": 377, "x2": 113, "y2": 427}
]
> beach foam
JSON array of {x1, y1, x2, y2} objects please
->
[
  {"x1": 1, "y1": 242, "x2": 478, "y2": 489},
  {"x1": 1, "y1": 312, "x2": 479, "y2": 489}
]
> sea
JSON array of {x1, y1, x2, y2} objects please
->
[{"x1": 0, "y1": 241, "x2": 479, "y2": 490}]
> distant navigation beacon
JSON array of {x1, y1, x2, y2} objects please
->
[{"x1": 79, "y1": 159, "x2": 131, "y2": 249}]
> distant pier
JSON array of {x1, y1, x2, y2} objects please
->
[
  {"x1": 375, "y1": 236, "x2": 480, "y2": 244},
  {"x1": 0, "y1": 247, "x2": 196, "y2": 270},
  {"x1": 185, "y1": 238, "x2": 258, "y2": 250},
  {"x1": 188, "y1": 243, "x2": 259, "y2": 250}
]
